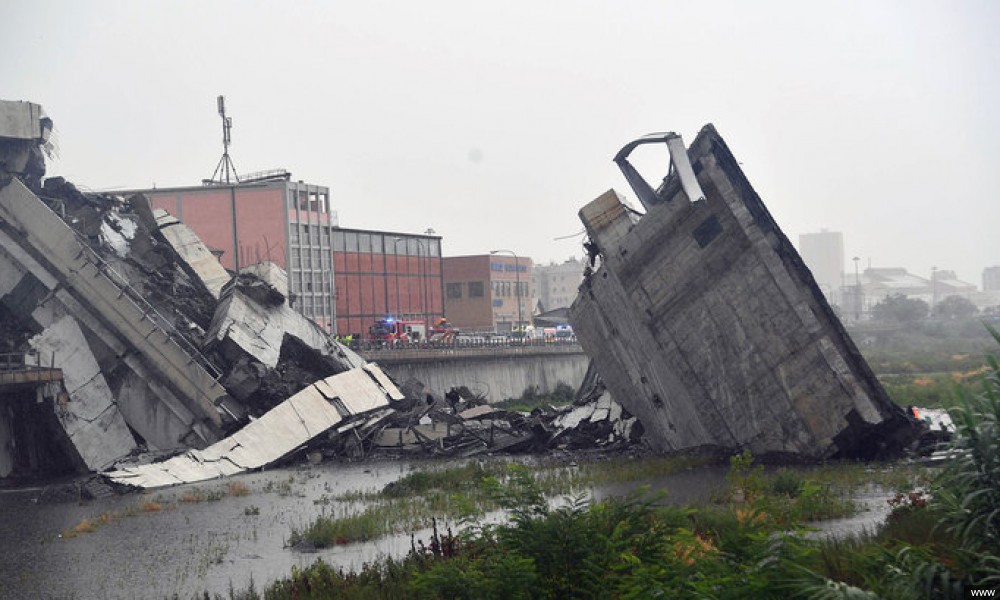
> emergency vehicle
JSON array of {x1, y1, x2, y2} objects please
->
[{"x1": 368, "y1": 318, "x2": 426, "y2": 344}]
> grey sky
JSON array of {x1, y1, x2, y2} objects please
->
[{"x1": 3, "y1": 0, "x2": 998, "y2": 284}]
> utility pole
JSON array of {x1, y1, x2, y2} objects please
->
[
  {"x1": 853, "y1": 256, "x2": 861, "y2": 321},
  {"x1": 931, "y1": 266, "x2": 938, "y2": 315}
]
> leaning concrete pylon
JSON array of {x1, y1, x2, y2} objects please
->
[{"x1": 569, "y1": 126, "x2": 919, "y2": 460}]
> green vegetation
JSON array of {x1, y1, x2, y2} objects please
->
[
  {"x1": 288, "y1": 456, "x2": 729, "y2": 548},
  {"x1": 182, "y1": 326, "x2": 1000, "y2": 599},
  {"x1": 851, "y1": 315, "x2": 997, "y2": 408},
  {"x1": 192, "y1": 453, "x2": 933, "y2": 599},
  {"x1": 287, "y1": 446, "x2": 926, "y2": 551},
  {"x1": 870, "y1": 294, "x2": 930, "y2": 324},
  {"x1": 880, "y1": 371, "x2": 986, "y2": 409},
  {"x1": 495, "y1": 382, "x2": 576, "y2": 412}
]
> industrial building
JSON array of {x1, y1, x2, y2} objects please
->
[
  {"x1": 129, "y1": 175, "x2": 441, "y2": 335},
  {"x1": 443, "y1": 253, "x2": 531, "y2": 332},
  {"x1": 331, "y1": 227, "x2": 443, "y2": 338},
  {"x1": 134, "y1": 174, "x2": 339, "y2": 330}
]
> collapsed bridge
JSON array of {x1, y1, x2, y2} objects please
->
[
  {"x1": 570, "y1": 126, "x2": 919, "y2": 460},
  {"x1": 0, "y1": 99, "x2": 921, "y2": 484}
]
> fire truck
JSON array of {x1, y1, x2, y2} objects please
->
[{"x1": 368, "y1": 318, "x2": 426, "y2": 344}]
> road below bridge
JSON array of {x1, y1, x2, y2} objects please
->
[{"x1": 357, "y1": 343, "x2": 590, "y2": 403}]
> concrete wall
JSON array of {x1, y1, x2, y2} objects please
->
[
  {"x1": 371, "y1": 347, "x2": 589, "y2": 402},
  {"x1": 30, "y1": 316, "x2": 138, "y2": 470}
]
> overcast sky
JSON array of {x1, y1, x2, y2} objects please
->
[{"x1": 3, "y1": 1, "x2": 998, "y2": 284}]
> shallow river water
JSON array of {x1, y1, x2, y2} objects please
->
[
  {"x1": 0, "y1": 458, "x2": 890, "y2": 599},
  {"x1": 1, "y1": 461, "x2": 427, "y2": 599}
]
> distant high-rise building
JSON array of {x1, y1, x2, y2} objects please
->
[
  {"x1": 984, "y1": 266, "x2": 1000, "y2": 291},
  {"x1": 532, "y1": 257, "x2": 586, "y2": 313},
  {"x1": 798, "y1": 230, "x2": 844, "y2": 304}
]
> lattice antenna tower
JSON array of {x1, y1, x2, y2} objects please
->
[{"x1": 210, "y1": 95, "x2": 239, "y2": 184}]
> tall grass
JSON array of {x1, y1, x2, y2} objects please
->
[
  {"x1": 800, "y1": 324, "x2": 1000, "y2": 598},
  {"x1": 182, "y1": 325, "x2": 1000, "y2": 599}
]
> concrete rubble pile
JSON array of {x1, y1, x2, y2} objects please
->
[
  {"x1": 0, "y1": 99, "x2": 401, "y2": 485},
  {"x1": 570, "y1": 126, "x2": 921, "y2": 461},
  {"x1": 1, "y1": 99, "x2": 921, "y2": 488},
  {"x1": 0, "y1": 98, "x2": 631, "y2": 488},
  {"x1": 363, "y1": 377, "x2": 643, "y2": 458}
]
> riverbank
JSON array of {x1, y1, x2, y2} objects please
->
[{"x1": 0, "y1": 452, "x2": 930, "y2": 600}]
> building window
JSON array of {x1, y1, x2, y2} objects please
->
[
  {"x1": 446, "y1": 283, "x2": 463, "y2": 299},
  {"x1": 468, "y1": 281, "x2": 484, "y2": 297}
]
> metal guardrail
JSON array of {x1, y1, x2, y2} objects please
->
[
  {"x1": 72, "y1": 234, "x2": 223, "y2": 381},
  {"x1": 0, "y1": 350, "x2": 51, "y2": 371},
  {"x1": 0, "y1": 351, "x2": 62, "y2": 388},
  {"x1": 348, "y1": 339, "x2": 582, "y2": 353}
]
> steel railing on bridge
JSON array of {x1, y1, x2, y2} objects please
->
[
  {"x1": 0, "y1": 351, "x2": 62, "y2": 388},
  {"x1": 346, "y1": 338, "x2": 582, "y2": 353}
]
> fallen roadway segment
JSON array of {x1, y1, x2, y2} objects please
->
[{"x1": 104, "y1": 363, "x2": 403, "y2": 489}]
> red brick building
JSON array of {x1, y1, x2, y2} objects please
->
[
  {"x1": 332, "y1": 227, "x2": 442, "y2": 338},
  {"x1": 132, "y1": 175, "x2": 441, "y2": 335},
  {"x1": 443, "y1": 254, "x2": 531, "y2": 332}
]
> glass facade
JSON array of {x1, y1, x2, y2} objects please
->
[
  {"x1": 331, "y1": 229, "x2": 444, "y2": 337},
  {"x1": 286, "y1": 183, "x2": 335, "y2": 331}
]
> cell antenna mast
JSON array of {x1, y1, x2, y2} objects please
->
[{"x1": 210, "y1": 95, "x2": 239, "y2": 184}]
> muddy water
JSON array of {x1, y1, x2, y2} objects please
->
[
  {"x1": 0, "y1": 461, "x2": 424, "y2": 600},
  {"x1": 0, "y1": 459, "x2": 888, "y2": 599}
]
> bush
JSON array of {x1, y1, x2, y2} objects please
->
[{"x1": 770, "y1": 468, "x2": 804, "y2": 498}]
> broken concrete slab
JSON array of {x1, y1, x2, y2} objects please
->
[
  {"x1": 0, "y1": 229, "x2": 224, "y2": 454},
  {"x1": 30, "y1": 316, "x2": 138, "y2": 470},
  {"x1": 0, "y1": 101, "x2": 50, "y2": 141},
  {"x1": 0, "y1": 179, "x2": 232, "y2": 439},
  {"x1": 459, "y1": 404, "x2": 496, "y2": 420},
  {"x1": 0, "y1": 100, "x2": 51, "y2": 188},
  {"x1": 143, "y1": 206, "x2": 232, "y2": 299},
  {"x1": 239, "y1": 261, "x2": 288, "y2": 305},
  {"x1": 104, "y1": 363, "x2": 403, "y2": 489},
  {"x1": 205, "y1": 272, "x2": 364, "y2": 372},
  {"x1": 570, "y1": 126, "x2": 918, "y2": 461}
]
